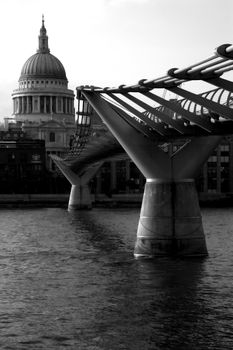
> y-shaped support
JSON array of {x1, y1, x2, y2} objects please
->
[
  {"x1": 135, "y1": 136, "x2": 222, "y2": 257},
  {"x1": 51, "y1": 156, "x2": 103, "y2": 210},
  {"x1": 83, "y1": 92, "x2": 222, "y2": 257}
]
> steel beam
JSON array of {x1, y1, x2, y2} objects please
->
[
  {"x1": 142, "y1": 91, "x2": 215, "y2": 132},
  {"x1": 107, "y1": 93, "x2": 167, "y2": 136},
  {"x1": 167, "y1": 86, "x2": 233, "y2": 120},
  {"x1": 204, "y1": 77, "x2": 233, "y2": 94},
  {"x1": 82, "y1": 91, "x2": 171, "y2": 179},
  {"x1": 109, "y1": 103, "x2": 160, "y2": 141},
  {"x1": 122, "y1": 93, "x2": 188, "y2": 134}
]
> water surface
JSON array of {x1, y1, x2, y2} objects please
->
[{"x1": 0, "y1": 207, "x2": 232, "y2": 349}]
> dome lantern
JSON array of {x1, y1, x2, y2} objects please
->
[{"x1": 38, "y1": 15, "x2": 50, "y2": 54}]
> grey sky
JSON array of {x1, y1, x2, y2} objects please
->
[{"x1": 0, "y1": 0, "x2": 232, "y2": 119}]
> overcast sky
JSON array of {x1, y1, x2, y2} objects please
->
[{"x1": 0, "y1": 0, "x2": 233, "y2": 120}]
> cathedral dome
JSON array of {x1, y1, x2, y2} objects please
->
[
  {"x1": 19, "y1": 16, "x2": 67, "y2": 82},
  {"x1": 19, "y1": 52, "x2": 67, "y2": 81}
]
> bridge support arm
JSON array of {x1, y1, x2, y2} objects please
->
[
  {"x1": 172, "y1": 135, "x2": 222, "y2": 179},
  {"x1": 135, "y1": 136, "x2": 222, "y2": 257},
  {"x1": 51, "y1": 155, "x2": 102, "y2": 210},
  {"x1": 82, "y1": 91, "x2": 171, "y2": 179}
]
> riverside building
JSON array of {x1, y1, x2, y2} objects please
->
[
  {"x1": 91, "y1": 138, "x2": 233, "y2": 202},
  {"x1": 0, "y1": 129, "x2": 46, "y2": 194}
]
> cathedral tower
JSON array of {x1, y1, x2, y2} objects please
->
[
  {"x1": 12, "y1": 17, "x2": 76, "y2": 170},
  {"x1": 12, "y1": 17, "x2": 75, "y2": 124}
]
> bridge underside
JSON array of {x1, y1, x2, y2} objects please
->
[{"x1": 54, "y1": 43, "x2": 233, "y2": 257}]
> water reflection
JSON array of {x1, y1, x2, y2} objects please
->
[
  {"x1": 88, "y1": 257, "x2": 207, "y2": 349},
  {"x1": 68, "y1": 209, "x2": 137, "y2": 259},
  {"x1": 135, "y1": 259, "x2": 207, "y2": 348},
  {"x1": 69, "y1": 210, "x2": 125, "y2": 254}
]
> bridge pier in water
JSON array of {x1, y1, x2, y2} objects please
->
[
  {"x1": 51, "y1": 155, "x2": 102, "y2": 210},
  {"x1": 134, "y1": 134, "x2": 222, "y2": 258},
  {"x1": 68, "y1": 184, "x2": 92, "y2": 210},
  {"x1": 134, "y1": 179, "x2": 207, "y2": 257},
  {"x1": 83, "y1": 91, "x2": 223, "y2": 258}
]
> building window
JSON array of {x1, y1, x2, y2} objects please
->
[
  {"x1": 221, "y1": 156, "x2": 229, "y2": 163},
  {"x1": 220, "y1": 144, "x2": 229, "y2": 152},
  {"x1": 34, "y1": 164, "x2": 42, "y2": 171},
  {"x1": 49, "y1": 132, "x2": 55, "y2": 142}
]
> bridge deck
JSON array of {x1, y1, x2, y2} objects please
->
[{"x1": 54, "y1": 43, "x2": 233, "y2": 173}]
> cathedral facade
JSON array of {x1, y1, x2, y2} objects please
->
[{"x1": 12, "y1": 17, "x2": 76, "y2": 171}]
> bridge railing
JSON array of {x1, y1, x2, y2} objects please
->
[{"x1": 63, "y1": 98, "x2": 93, "y2": 162}]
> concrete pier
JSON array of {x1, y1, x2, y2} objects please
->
[
  {"x1": 134, "y1": 179, "x2": 207, "y2": 257},
  {"x1": 68, "y1": 184, "x2": 92, "y2": 211},
  {"x1": 51, "y1": 155, "x2": 103, "y2": 211}
]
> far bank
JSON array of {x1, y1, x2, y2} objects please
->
[{"x1": 1, "y1": 192, "x2": 233, "y2": 208}]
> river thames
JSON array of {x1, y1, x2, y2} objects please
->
[{"x1": 0, "y1": 207, "x2": 233, "y2": 349}]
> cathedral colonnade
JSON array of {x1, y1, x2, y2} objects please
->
[{"x1": 13, "y1": 95, "x2": 74, "y2": 115}]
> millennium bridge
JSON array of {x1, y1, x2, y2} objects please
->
[{"x1": 52, "y1": 44, "x2": 233, "y2": 258}]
